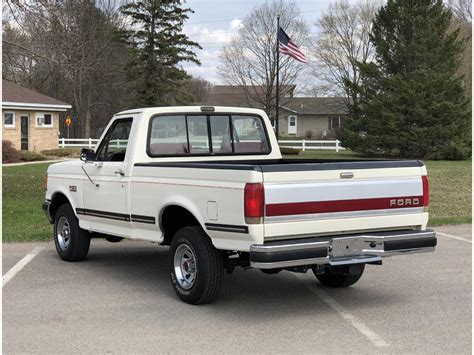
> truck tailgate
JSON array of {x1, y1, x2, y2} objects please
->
[{"x1": 261, "y1": 160, "x2": 428, "y2": 239}]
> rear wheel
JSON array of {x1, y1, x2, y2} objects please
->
[
  {"x1": 169, "y1": 226, "x2": 224, "y2": 305},
  {"x1": 54, "y1": 203, "x2": 90, "y2": 262},
  {"x1": 313, "y1": 264, "x2": 365, "y2": 287}
]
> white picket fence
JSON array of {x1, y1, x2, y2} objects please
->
[
  {"x1": 59, "y1": 138, "x2": 127, "y2": 148},
  {"x1": 59, "y1": 138, "x2": 345, "y2": 152},
  {"x1": 278, "y1": 139, "x2": 345, "y2": 152}
]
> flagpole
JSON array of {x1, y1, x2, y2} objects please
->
[{"x1": 275, "y1": 15, "x2": 280, "y2": 141}]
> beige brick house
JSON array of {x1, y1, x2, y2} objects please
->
[
  {"x1": 205, "y1": 85, "x2": 348, "y2": 138},
  {"x1": 2, "y1": 80, "x2": 71, "y2": 152}
]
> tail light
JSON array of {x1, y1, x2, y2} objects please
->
[
  {"x1": 422, "y1": 175, "x2": 429, "y2": 210},
  {"x1": 244, "y1": 183, "x2": 264, "y2": 224}
]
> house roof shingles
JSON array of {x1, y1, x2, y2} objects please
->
[
  {"x1": 282, "y1": 97, "x2": 347, "y2": 115},
  {"x1": 204, "y1": 85, "x2": 348, "y2": 116},
  {"x1": 2, "y1": 80, "x2": 69, "y2": 106},
  {"x1": 205, "y1": 85, "x2": 296, "y2": 108}
]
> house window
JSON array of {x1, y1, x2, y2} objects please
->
[
  {"x1": 4, "y1": 112, "x2": 15, "y2": 128},
  {"x1": 36, "y1": 112, "x2": 53, "y2": 127},
  {"x1": 329, "y1": 116, "x2": 345, "y2": 130}
]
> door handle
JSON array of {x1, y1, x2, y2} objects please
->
[{"x1": 114, "y1": 170, "x2": 125, "y2": 176}]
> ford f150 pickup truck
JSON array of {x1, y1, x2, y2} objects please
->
[{"x1": 43, "y1": 106, "x2": 436, "y2": 304}]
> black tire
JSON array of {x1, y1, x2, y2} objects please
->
[
  {"x1": 169, "y1": 226, "x2": 224, "y2": 305},
  {"x1": 53, "y1": 203, "x2": 90, "y2": 262},
  {"x1": 314, "y1": 264, "x2": 365, "y2": 287}
]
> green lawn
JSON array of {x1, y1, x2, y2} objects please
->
[
  {"x1": 3, "y1": 163, "x2": 54, "y2": 242},
  {"x1": 2, "y1": 154, "x2": 471, "y2": 242}
]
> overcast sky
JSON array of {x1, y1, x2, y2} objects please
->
[{"x1": 181, "y1": 0, "x2": 354, "y2": 84}]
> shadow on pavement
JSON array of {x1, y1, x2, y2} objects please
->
[{"x1": 41, "y1": 240, "x2": 405, "y2": 320}]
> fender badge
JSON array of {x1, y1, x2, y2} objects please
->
[{"x1": 69, "y1": 185, "x2": 77, "y2": 192}]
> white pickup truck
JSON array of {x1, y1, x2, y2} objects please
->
[{"x1": 43, "y1": 106, "x2": 436, "y2": 304}]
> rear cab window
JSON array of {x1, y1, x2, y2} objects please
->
[{"x1": 148, "y1": 114, "x2": 270, "y2": 157}]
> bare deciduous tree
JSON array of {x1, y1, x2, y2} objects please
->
[
  {"x1": 448, "y1": 0, "x2": 472, "y2": 24},
  {"x1": 218, "y1": 0, "x2": 309, "y2": 118},
  {"x1": 309, "y1": 0, "x2": 379, "y2": 113},
  {"x1": 2, "y1": 0, "x2": 132, "y2": 138},
  {"x1": 184, "y1": 78, "x2": 213, "y2": 103},
  {"x1": 448, "y1": 0, "x2": 472, "y2": 96}
]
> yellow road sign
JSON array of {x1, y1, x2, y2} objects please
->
[{"x1": 65, "y1": 116, "x2": 72, "y2": 126}]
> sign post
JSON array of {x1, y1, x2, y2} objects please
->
[{"x1": 65, "y1": 116, "x2": 72, "y2": 139}]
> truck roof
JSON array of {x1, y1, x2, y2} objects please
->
[{"x1": 114, "y1": 106, "x2": 267, "y2": 117}]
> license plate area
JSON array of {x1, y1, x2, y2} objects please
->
[{"x1": 330, "y1": 236, "x2": 384, "y2": 258}]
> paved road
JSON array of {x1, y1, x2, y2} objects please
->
[{"x1": 3, "y1": 225, "x2": 471, "y2": 354}]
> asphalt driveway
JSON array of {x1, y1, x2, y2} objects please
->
[{"x1": 3, "y1": 224, "x2": 471, "y2": 354}]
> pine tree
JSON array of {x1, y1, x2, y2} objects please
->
[
  {"x1": 121, "y1": 0, "x2": 201, "y2": 107},
  {"x1": 342, "y1": 0, "x2": 471, "y2": 160}
]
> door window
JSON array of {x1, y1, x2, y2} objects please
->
[
  {"x1": 96, "y1": 118, "x2": 133, "y2": 162},
  {"x1": 21, "y1": 116, "x2": 29, "y2": 150}
]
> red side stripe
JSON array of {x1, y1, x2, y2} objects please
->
[{"x1": 266, "y1": 196, "x2": 424, "y2": 217}]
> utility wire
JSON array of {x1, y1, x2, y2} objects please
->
[{"x1": 185, "y1": 6, "x2": 349, "y2": 26}]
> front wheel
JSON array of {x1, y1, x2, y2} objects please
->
[
  {"x1": 313, "y1": 264, "x2": 365, "y2": 287},
  {"x1": 54, "y1": 203, "x2": 90, "y2": 262},
  {"x1": 169, "y1": 226, "x2": 224, "y2": 305}
]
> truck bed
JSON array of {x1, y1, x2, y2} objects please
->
[{"x1": 134, "y1": 158, "x2": 427, "y2": 242}]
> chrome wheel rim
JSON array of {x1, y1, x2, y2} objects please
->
[
  {"x1": 57, "y1": 216, "x2": 71, "y2": 251},
  {"x1": 173, "y1": 244, "x2": 197, "y2": 290}
]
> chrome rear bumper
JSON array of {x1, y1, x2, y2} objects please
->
[{"x1": 250, "y1": 229, "x2": 436, "y2": 269}]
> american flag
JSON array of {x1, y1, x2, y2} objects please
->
[{"x1": 278, "y1": 27, "x2": 308, "y2": 63}]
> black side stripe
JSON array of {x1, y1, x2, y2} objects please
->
[
  {"x1": 76, "y1": 208, "x2": 130, "y2": 221},
  {"x1": 76, "y1": 208, "x2": 155, "y2": 224},
  {"x1": 131, "y1": 214, "x2": 156, "y2": 224},
  {"x1": 205, "y1": 223, "x2": 249, "y2": 234}
]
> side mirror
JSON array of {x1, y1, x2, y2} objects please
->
[{"x1": 80, "y1": 148, "x2": 96, "y2": 162}]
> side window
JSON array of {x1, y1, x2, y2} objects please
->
[
  {"x1": 96, "y1": 118, "x2": 133, "y2": 162},
  {"x1": 232, "y1": 116, "x2": 269, "y2": 153}
]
